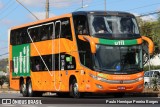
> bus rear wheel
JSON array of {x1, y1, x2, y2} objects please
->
[
  {"x1": 27, "y1": 79, "x2": 34, "y2": 97},
  {"x1": 70, "y1": 79, "x2": 83, "y2": 98},
  {"x1": 20, "y1": 81, "x2": 28, "y2": 97}
]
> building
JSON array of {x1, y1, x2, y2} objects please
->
[{"x1": 145, "y1": 54, "x2": 160, "y2": 66}]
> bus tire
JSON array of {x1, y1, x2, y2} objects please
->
[
  {"x1": 70, "y1": 79, "x2": 83, "y2": 98},
  {"x1": 27, "y1": 79, "x2": 34, "y2": 97},
  {"x1": 20, "y1": 80, "x2": 28, "y2": 97},
  {"x1": 27, "y1": 79, "x2": 43, "y2": 97}
]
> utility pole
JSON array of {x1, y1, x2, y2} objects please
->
[
  {"x1": 104, "y1": 0, "x2": 106, "y2": 11},
  {"x1": 46, "y1": 0, "x2": 49, "y2": 18}
]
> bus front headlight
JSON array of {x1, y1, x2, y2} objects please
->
[
  {"x1": 136, "y1": 76, "x2": 144, "y2": 82},
  {"x1": 89, "y1": 73, "x2": 107, "y2": 82}
]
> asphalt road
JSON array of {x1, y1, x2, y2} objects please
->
[{"x1": 0, "y1": 93, "x2": 160, "y2": 107}]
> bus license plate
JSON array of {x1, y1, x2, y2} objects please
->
[{"x1": 117, "y1": 86, "x2": 126, "y2": 90}]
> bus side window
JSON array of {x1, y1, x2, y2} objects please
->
[
  {"x1": 41, "y1": 26, "x2": 48, "y2": 41},
  {"x1": 41, "y1": 56, "x2": 47, "y2": 71},
  {"x1": 24, "y1": 28, "x2": 31, "y2": 43},
  {"x1": 31, "y1": 56, "x2": 42, "y2": 71},
  {"x1": 74, "y1": 15, "x2": 89, "y2": 35},
  {"x1": 55, "y1": 22, "x2": 61, "y2": 39},
  {"x1": 15, "y1": 31, "x2": 20, "y2": 45},
  {"x1": 61, "y1": 19, "x2": 73, "y2": 40},
  {"x1": 73, "y1": 15, "x2": 92, "y2": 69},
  {"x1": 29, "y1": 28, "x2": 39, "y2": 42},
  {"x1": 19, "y1": 31, "x2": 24, "y2": 44},
  {"x1": 28, "y1": 29, "x2": 35, "y2": 42},
  {"x1": 48, "y1": 24, "x2": 54, "y2": 39},
  {"x1": 10, "y1": 31, "x2": 15, "y2": 45}
]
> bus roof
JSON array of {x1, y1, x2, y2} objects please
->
[
  {"x1": 11, "y1": 11, "x2": 135, "y2": 30},
  {"x1": 11, "y1": 13, "x2": 72, "y2": 30},
  {"x1": 72, "y1": 11, "x2": 135, "y2": 17}
]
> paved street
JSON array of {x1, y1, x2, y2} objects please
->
[{"x1": 0, "y1": 93, "x2": 160, "y2": 107}]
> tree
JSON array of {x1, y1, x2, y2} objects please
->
[
  {"x1": 0, "y1": 76, "x2": 7, "y2": 88},
  {"x1": 0, "y1": 78, "x2": 4, "y2": 88},
  {"x1": 136, "y1": 16, "x2": 160, "y2": 56}
]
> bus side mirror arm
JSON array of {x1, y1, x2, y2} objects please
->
[
  {"x1": 78, "y1": 35, "x2": 96, "y2": 54},
  {"x1": 142, "y1": 36, "x2": 154, "y2": 55}
]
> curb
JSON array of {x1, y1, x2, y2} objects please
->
[{"x1": 0, "y1": 90, "x2": 20, "y2": 94}]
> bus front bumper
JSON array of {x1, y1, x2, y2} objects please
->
[{"x1": 85, "y1": 75, "x2": 144, "y2": 93}]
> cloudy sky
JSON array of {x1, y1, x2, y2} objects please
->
[{"x1": 0, "y1": 0, "x2": 160, "y2": 59}]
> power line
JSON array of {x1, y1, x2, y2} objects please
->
[
  {"x1": 0, "y1": 53, "x2": 8, "y2": 57},
  {"x1": 0, "y1": 4, "x2": 19, "y2": 22},
  {"x1": 125, "y1": 2, "x2": 160, "y2": 11},
  {"x1": 0, "y1": 1, "x2": 15, "y2": 14},
  {"x1": 0, "y1": 47, "x2": 8, "y2": 50},
  {"x1": 16, "y1": 0, "x2": 39, "y2": 20},
  {"x1": 138, "y1": 11, "x2": 160, "y2": 17}
]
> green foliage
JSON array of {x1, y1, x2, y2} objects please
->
[
  {"x1": 152, "y1": 77, "x2": 159, "y2": 91},
  {"x1": 0, "y1": 76, "x2": 5, "y2": 87},
  {"x1": 136, "y1": 16, "x2": 160, "y2": 55},
  {"x1": 144, "y1": 65, "x2": 160, "y2": 71},
  {"x1": 0, "y1": 58, "x2": 8, "y2": 73}
]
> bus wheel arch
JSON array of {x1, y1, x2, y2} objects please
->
[
  {"x1": 26, "y1": 77, "x2": 43, "y2": 97},
  {"x1": 69, "y1": 75, "x2": 82, "y2": 98}
]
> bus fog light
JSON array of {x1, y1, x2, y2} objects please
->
[{"x1": 96, "y1": 84, "x2": 103, "y2": 89}]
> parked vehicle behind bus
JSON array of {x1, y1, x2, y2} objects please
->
[{"x1": 144, "y1": 70, "x2": 160, "y2": 88}]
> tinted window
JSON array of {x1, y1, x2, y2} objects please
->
[
  {"x1": 61, "y1": 19, "x2": 73, "y2": 40},
  {"x1": 144, "y1": 71, "x2": 149, "y2": 77},
  {"x1": 10, "y1": 18, "x2": 73, "y2": 45},
  {"x1": 74, "y1": 15, "x2": 89, "y2": 35},
  {"x1": 30, "y1": 54, "x2": 76, "y2": 71},
  {"x1": 10, "y1": 28, "x2": 31, "y2": 45},
  {"x1": 73, "y1": 15, "x2": 92, "y2": 69}
]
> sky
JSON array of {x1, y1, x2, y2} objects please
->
[{"x1": 0, "y1": 0, "x2": 160, "y2": 59}]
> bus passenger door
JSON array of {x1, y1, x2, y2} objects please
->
[{"x1": 73, "y1": 15, "x2": 92, "y2": 91}]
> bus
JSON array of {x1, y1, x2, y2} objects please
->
[{"x1": 9, "y1": 11, "x2": 154, "y2": 98}]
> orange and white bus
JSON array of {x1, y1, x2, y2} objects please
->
[{"x1": 9, "y1": 11, "x2": 154, "y2": 98}]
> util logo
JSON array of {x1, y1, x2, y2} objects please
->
[
  {"x1": 13, "y1": 46, "x2": 29, "y2": 74},
  {"x1": 115, "y1": 40, "x2": 125, "y2": 45}
]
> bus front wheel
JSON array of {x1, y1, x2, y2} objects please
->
[{"x1": 70, "y1": 79, "x2": 83, "y2": 98}]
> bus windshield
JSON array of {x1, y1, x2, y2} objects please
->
[
  {"x1": 95, "y1": 45, "x2": 143, "y2": 74},
  {"x1": 90, "y1": 15, "x2": 140, "y2": 39}
]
